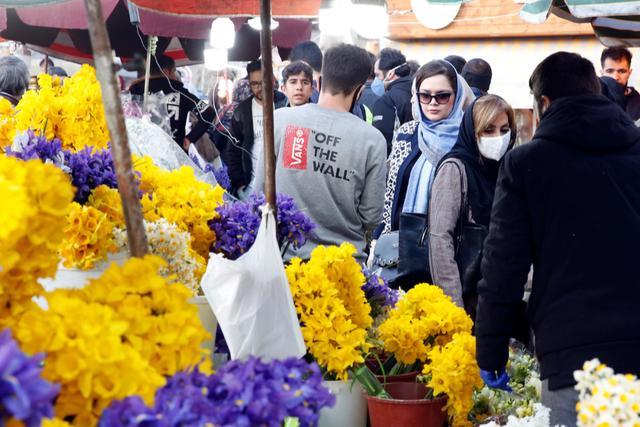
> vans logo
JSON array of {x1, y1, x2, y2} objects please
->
[{"x1": 283, "y1": 125, "x2": 309, "y2": 170}]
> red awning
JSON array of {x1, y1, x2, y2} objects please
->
[{"x1": 130, "y1": 0, "x2": 321, "y2": 18}]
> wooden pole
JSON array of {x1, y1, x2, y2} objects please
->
[
  {"x1": 260, "y1": 0, "x2": 277, "y2": 211},
  {"x1": 84, "y1": 0, "x2": 149, "y2": 257}
]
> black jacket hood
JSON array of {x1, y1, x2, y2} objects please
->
[{"x1": 535, "y1": 94, "x2": 640, "y2": 152}]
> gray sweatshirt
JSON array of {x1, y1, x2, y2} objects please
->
[{"x1": 255, "y1": 103, "x2": 387, "y2": 262}]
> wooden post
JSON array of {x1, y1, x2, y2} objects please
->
[
  {"x1": 84, "y1": 0, "x2": 149, "y2": 257},
  {"x1": 260, "y1": 0, "x2": 277, "y2": 211}
]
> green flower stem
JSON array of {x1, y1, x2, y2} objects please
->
[{"x1": 351, "y1": 366, "x2": 391, "y2": 398}]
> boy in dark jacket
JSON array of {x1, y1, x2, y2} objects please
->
[{"x1": 476, "y1": 52, "x2": 640, "y2": 427}]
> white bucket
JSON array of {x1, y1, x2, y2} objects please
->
[
  {"x1": 189, "y1": 295, "x2": 218, "y2": 354},
  {"x1": 38, "y1": 251, "x2": 129, "y2": 292},
  {"x1": 319, "y1": 380, "x2": 368, "y2": 427}
]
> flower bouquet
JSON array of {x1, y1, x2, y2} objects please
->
[
  {"x1": 100, "y1": 357, "x2": 335, "y2": 427},
  {"x1": 208, "y1": 192, "x2": 315, "y2": 260},
  {"x1": 574, "y1": 358, "x2": 640, "y2": 426},
  {"x1": 472, "y1": 342, "x2": 547, "y2": 426}
]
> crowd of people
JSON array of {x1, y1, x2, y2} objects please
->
[{"x1": 0, "y1": 41, "x2": 639, "y2": 427}]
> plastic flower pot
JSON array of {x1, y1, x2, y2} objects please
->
[
  {"x1": 366, "y1": 382, "x2": 447, "y2": 427},
  {"x1": 319, "y1": 381, "x2": 367, "y2": 427},
  {"x1": 38, "y1": 251, "x2": 129, "y2": 292},
  {"x1": 188, "y1": 295, "x2": 218, "y2": 355}
]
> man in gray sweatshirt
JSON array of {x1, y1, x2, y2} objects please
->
[{"x1": 256, "y1": 44, "x2": 387, "y2": 262}]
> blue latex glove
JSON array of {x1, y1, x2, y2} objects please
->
[{"x1": 480, "y1": 369, "x2": 512, "y2": 392}]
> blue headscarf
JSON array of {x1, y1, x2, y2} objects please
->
[{"x1": 402, "y1": 64, "x2": 475, "y2": 214}]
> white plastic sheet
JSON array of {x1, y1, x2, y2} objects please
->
[{"x1": 201, "y1": 206, "x2": 306, "y2": 360}]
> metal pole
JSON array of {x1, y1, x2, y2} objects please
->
[
  {"x1": 260, "y1": 0, "x2": 277, "y2": 211},
  {"x1": 84, "y1": 0, "x2": 149, "y2": 257},
  {"x1": 143, "y1": 35, "x2": 153, "y2": 113}
]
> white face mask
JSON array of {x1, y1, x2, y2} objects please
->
[{"x1": 478, "y1": 130, "x2": 511, "y2": 161}]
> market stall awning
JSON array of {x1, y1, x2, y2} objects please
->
[
  {"x1": 0, "y1": 0, "x2": 311, "y2": 63},
  {"x1": 129, "y1": 0, "x2": 321, "y2": 17},
  {"x1": 519, "y1": 0, "x2": 640, "y2": 45}
]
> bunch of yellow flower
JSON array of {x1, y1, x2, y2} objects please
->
[
  {"x1": 59, "y1": 203, "x2": 117, "y2": 270},
  {"x1": 73, "y1": 255, "x2": 211, "y2": 376},
  {"x1": 14, "y1": 66, "x2": 110, "y2": 151},
  {"x1": 423, "y1": 333, "x2": 483, "y2": 427},
  {"x1": 136, "y1": 157, "x2": 225, "y2": 257},
  {"x1": 0, "y1": 97, "x2": 16, "y2": 148},
  {"x1": 0, "y1": 156, "x2": 74, "y2": 328},
  {"x1": 14, "y1": 291, "x2": 165, "y2": 425},
  {"x1": 87, "y1": 185, "x2": 125, "y2": 227},
  {"x1": 378, "y1": 283, "x2": 473, "y2": 365},
  {"x1": 286, "y1": 243, "x2": 372, "y2": 381}
]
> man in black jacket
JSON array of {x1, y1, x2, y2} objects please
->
[
  {"x1": 227, "y1": 60, "x2": 287, "y2": 198},
  {"x1": 129, "y1": 55, "x2": 215, "y2": 151},
  {"x1": 601, "y1": 46, "x2": 640, "y2": 121},
  {"x1": 476, "y1": 52, "x2": 640, "y2": 426},
  {"x1": 372, "y1": 48, "x2": 413, "y2": 154}
]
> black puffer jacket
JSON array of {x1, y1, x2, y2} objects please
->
[
  {"x1": 372, "y1": 75, "x2": 413, "y2": 154},
  {"x1": 476, "y1": 94, "x2": 640, "y2": 390}
]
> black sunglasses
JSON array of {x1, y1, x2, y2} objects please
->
[{"x1": 417, "y1": 92, "x2": 453, "y2": 105}]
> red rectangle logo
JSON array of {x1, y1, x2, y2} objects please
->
[{"x1": 283, "y1": 125, "x2": 309, "y2": 170}]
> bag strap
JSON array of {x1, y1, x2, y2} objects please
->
[{"x1": 420, "y1": 159, "x2": 468, "y2": 246}]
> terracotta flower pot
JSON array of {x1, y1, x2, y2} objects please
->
[
  {"x1": 375, "y1": 370, "x2": 420, "y2": 384},
  {"x1": 366, "y1": 382, "x2": 447, "y2": 427}
]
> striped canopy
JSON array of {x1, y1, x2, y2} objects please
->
[
  {"x1": 0, "y1": 0, "x2": 70, "y2": 5},
  {"x1": 520, "y1": 0, "x2": 640, "y2": 45}
]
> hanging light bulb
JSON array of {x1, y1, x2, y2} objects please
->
[
  {"x1": 204, "y1": 48, "x2": 228, "y2": 71},
  {"x1": 319, "y1": 0, "x2": 351, "y2": 37},
  {"x1": 210, "y1": 17, "x2": 236, "y2": 49},
  {"x1": 351, "y1": 0, "x2": 388, "y2": 39},
  {"x1": 248, "y1": 17, "x2": 280, "y2": 31}
]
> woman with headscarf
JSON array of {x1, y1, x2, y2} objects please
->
[
  {"x1": 428, "y1": 94, "x2": 516, "y2": 318},
  {"x1": 377, "y1": 60, "x2": 475, "y2": 236}
]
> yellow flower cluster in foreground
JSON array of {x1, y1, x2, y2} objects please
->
[
  {"x1": 286, "y1": 243, "x2": 372, "y2": 381},
  {"x1": 60, "y1": 203, "x2": 117, "y2": 270},
  {"x1": 87, "y1": 185, "x2": 125, "y2": 227},
  {"x1": 378, "y1": 283, "x2": 473, "y2": 365},
  {"x1": 14, "y1": 66, "x2": 110, "y2": 151},
  {"x1": 0, "y1": 97, "x2": 16, "y2": 148},
  {"x1": 0, "y1": 156, "x2": 73, "y2": 327},
  {"x1": 136, "y1": 157, "x2": 225, "y2": 258},
  {"x1": 14, "y1": 255, "x2": 210, "y2": 425},
  {"x1": 423, "y1": 332, "x2": 483, "y2": 427}
]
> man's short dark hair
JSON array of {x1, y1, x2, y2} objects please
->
[
  {"x1": 444, "y1": 55, "x2": 466, "y2": 74},
  {"x1": 246, "y1": 60, "x2": 262, "y2": 75},
  {"x1": 407, "y1": 60, "x2": 420, "y2": 77},
  {"x1": 462, "y1": 58, "x2": 492, "y2": 93},
  {"x1": 282, "y1": 61, "x2": 313, "y2": 82},
  {"x1": 321, "y1": 44, "x2": 371, "y2": 96},
  {"x1": 367, "y1": 51, "x2": 377, "y2": 80},
  {"x1": 601, "y1": 46, "x2": 633, "y2": 68},
  {"x1": 378, "y1": 48, "x2": 406, "y2": 74},
  {"x1": 39, "y1": 57, "x2": 54, "y2": 68},
  {"x1": 0, "y1": 56, "x2": 29, "y2": 97},
  {"x1": 151, "y1": 55, "x2": 176, "y2": 75},
  {"x1": 290, "y1": 41, "x2": 323, "y2": 73},
  {"x1": 529, "y1": 52, "x2": 600, "y2": 102}
]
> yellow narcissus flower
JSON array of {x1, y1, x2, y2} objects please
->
[
  {"x1": 60, "y1": 203, "x2": 117, "y2": 270},
  {"x1": 0, "y1": 156, "x2": 74, "y2": 329},
  {"x1": 424, "y1": 332, "x2": 483, "y2": 427},
  {"x1": 286, "y1": 243, "x2": 372, "y2": 381},
  {"x1": 73, "y1": 255, "x2": 211, "y2": 376},
  {"x1": 87, "y1": 185, "x2": 125, "y2": 227},
  {"x1": 0, "y1": 97, "x2": 16, "y2": 148},
  {"x1": 135, "y1": 156, "x2": 225, "y2": 258},
  {"x1": 14, "y1": 291, "x2": 165, "y2": 425},
  {"x1": 378, "y1": 283, "x2": 473, "y2": 365}
]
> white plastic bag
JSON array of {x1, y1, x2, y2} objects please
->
[{"x1": 201, "y1": 206, "x2": 306, "y2": 360}]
